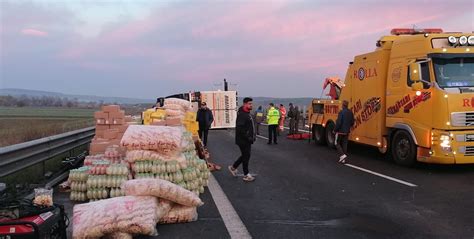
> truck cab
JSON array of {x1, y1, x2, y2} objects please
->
[{"x1": 308, "y1": 29, "x2": 474, "y2": 165}]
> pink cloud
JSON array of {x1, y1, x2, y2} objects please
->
[
  {"x1": 21, "y1": 28, "x2": 48, "y2": 37},
  {"x1": 55, "y1": 1, "x2": 471, "y2": 84}
]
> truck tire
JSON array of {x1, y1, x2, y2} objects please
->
[
  {"x1": 325, "y1": 122, "x2": 336, "y2": 149},
  {"x1": 391, "y1": 130, "x2": 417, "y2": 166},
  {"x1": 313, "y1": 125, "x2": 326, "y2": 145}
]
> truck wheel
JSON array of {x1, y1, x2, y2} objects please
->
[
  {"x1": 313, "y1": 125, "x2": 326, "y2": 145},
  {"x1": 325, "y1": 122, "x2": 336, "y2": 149},
  {"x1": 391, "y1": 130, "x2": 417, "y2": 166}
]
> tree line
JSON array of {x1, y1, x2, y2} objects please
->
[{"x1": 0, "y1": 95, "x2": 102, "y2": 108}]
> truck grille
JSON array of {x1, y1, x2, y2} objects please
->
[
  {"x1": 451, "y1": 112, "x2": 474, "y2": 127},
  {"x1": 459, "y1": 146, "x2": 474, "y2": 156}
]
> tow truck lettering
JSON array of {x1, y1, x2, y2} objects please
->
[
  {"x1": 387, "y1": 94, "x2": 410, "y2": 115},
  {"x1": 352, "y1": 97, "x2": 381, "y2": 130},
  {"x1": 324, "y1": 105, "x2": 339, "y2": 114},
  {"x1": 353, "y1": 68, "x2": 378, "y2": 80},
  {"x1": 350, "y1": 100, "x2": 363, "y2": 115},
  {"x1": 403, "y1": 92, "x2": 431, "y2": 113},
  {"x1": 387, "y1": 93, "x2": 430, "y2": 115},
  {"x1": 462, "y1": 97, "x2": 474, "y2": 107}
]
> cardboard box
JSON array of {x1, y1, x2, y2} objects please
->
[
  {"x1": 110, "y1": 125, "x2": 128, "y2": 133},
  {"x1": 95, "y1": 119, "x2": 108, "y2": 125},
  {"x1": 102, "y1": 105, "x2": 121, "y2": 113},
  {"x1": 96, "y1": 125, "x2": 110, "y2": 131},
  {"x1": 95, "y1": 130, "x2": 105, "y2": 138},
  {"x1": 94, "y1": 111, "x2": 109, "y2": 119},
  {"x1": 111, "y1": 118, "x2": 124, "y2": 125},
  {"x1": 103, "y1": 129, "x2": 119, "y2": 140},
  {"x1": 91, "y1": 138, "x2": 109, "y2": 144},
  {"x1": 90, "y1": 142, "x2": 109, "y2": 154},
  {"x1": 109, "y1": 111, "x2": 125, "y2": 119}
]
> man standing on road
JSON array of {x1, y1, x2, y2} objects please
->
[
  {"x1": 229, "y1": 97, "x2": 256, "y2": 182},
  {"x1": 267, "y1": 103, "x2": 280, "y2": 144},
  {"x1": 288, "y1": 103, "x2": 295, "y2": 135},
  {"x1": 196, "y1": 102, "x2": 214, "y2": 147},
  {"x1": 334, "y1": 100, "x2": 355, "y2": 164},
  {"x1": 278, "y1": 104, "x2": 287, "y2": 135},
  {"x1": 254, "y1": 106, "x2": 264, "y2": 135}
]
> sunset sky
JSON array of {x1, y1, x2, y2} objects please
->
[{"x1": 1, "y1": 0, "x2": 472, "y2": 99}]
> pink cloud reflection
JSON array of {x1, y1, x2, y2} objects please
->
[{"x1": 21, "y1": 28, "x2": 48, "y2": 37}]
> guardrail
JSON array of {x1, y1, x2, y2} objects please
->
[{"x1": 0, "y1": 127, "x2": 95, "y2": 178}]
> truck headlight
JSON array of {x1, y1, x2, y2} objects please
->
[
  {"x1": 448, "y1": 36, "x2": 457, "y2": 45},
  {"x1": 440, "y1": 134, "x2": 452, "y2": 151},
  {"x1": 468, "y1": 36, "x2": 474, "y2": 46}
]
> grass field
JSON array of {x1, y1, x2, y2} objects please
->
[
  {"x1": 0, "y1": 107, "x2": 95, "y2": 118},
  {"x1": 0, "y1": 107, "x2": 95, "y2": 147}
]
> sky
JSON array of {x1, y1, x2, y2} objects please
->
[{"x1": 0, "y1": 0, "x2": 473, "y2": 99}]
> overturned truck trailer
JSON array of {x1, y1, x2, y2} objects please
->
[{"x1": 158, "y1": 90, "x2": 238, "y2": 129}]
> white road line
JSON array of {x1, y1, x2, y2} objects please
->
[
  {"x1": 208, "y1": 174, "x2": 252, "y2": 239},
  {"x1": 257, "y1": 135, "x2": 269, "y2": 140},
  {"x1": 344, "y1": 163, "x2": 418, "y2": 187}
]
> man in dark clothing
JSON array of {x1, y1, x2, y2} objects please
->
[
  {"x1": 288, "y1": 103, "x2": 295, "y2": 135},
  {"x1": 229, "y1": 97, "x2": 256, "y2": 182},
  {"x1": 196, "y1": 102, "x2": 214, "y2": 147},
  {"x1": 254, "y1": 106, "x2": 264, "y2": 135},
  {"x1": 334, "y1": 100, "x2": 355, "y2": 164}
]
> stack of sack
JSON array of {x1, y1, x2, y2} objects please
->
[
  {"x1": 69, "y1": 146, "x2": 131, "y2": 202},
  {"x1": 72, "y1": 178, "x2": 204, "y2": 238},
  {"x1": 72, "y1": 122, "x2": 211, "y2": 238}
]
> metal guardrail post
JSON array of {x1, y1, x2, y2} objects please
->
[{"x1": 0, "y1": 126, "x2": 95, "y2": 178}]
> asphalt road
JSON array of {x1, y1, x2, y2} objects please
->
[{"x1": 60, "y1": 125, "x2": 474, "y2": 238}]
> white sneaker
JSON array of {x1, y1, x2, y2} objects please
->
[
  {"x1": 339, "y1": 154, "x2": 347, "y2": 163},
  {"x1": 243, "y1": 174, "x2": 256, "y2": 182},
  {"x1": 228, "y1": 166, "x2": 238, "y2": 177}
]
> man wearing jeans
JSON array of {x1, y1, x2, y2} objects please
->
[
  {"x1": 334, "y1": 100, "x2": 355, "y2": 164},
  {"x1": 228, "y1": 97, "x2": 256, "y2": 182}
]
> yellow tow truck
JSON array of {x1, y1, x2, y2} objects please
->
[{"x1": 308, "y1": 28, "x2": 474, "y2": 166}]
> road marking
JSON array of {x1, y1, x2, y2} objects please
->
[
  {"x1": 257, "y1": 135, "x2": 269, "y2": 140},
  {"x1": 208, "y1": 174, "x2": 252, "y2": 239},
  {"x1": 344, "y1": 163, "x2": 418, "y2": 187}
]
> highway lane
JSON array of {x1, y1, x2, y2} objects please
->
[{"x1": 207, "y1": 127, "x2": 474, "y2": 238}]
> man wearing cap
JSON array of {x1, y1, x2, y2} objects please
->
[{"x1": 196, "y1": 102, "x2": 214, "y2": 147}]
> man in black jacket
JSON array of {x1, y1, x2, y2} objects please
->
[
  {"x1": 196, "y1": 102, "x2": 214, "y2": 147},
  {"x1": 228, "y1": 97, "x2": 256, "y2": 182},
  {"x1": 334, "y1": 100, "x2": 355, "y2": 164}
]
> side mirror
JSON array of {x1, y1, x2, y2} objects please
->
[
  {"x1": 411, "y1": 81, "x2": 423, "y2": 91},
  {"x1": 409, "y1": 62, "x2": 421, "y2": 82}
]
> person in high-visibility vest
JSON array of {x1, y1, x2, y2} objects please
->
[
  {"x1": 266, "y1": 103, "x2": 280, "y2": 144},
  {"x1": 278, "y1": 104, "x2": 287, "y2": 135}
]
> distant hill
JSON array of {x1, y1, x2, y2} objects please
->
[
  {"x1": 0, "y1": 88, "x2": 155, "y2": 105},
  {"x1": 0, "y1": 88, "x2": 317, "y2": 108}
]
